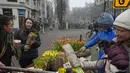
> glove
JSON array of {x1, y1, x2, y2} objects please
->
[
  {"x1": 75, "y1": 46, "x2": 86, "y2": 55},
  {"x1": 76, "y1": 46, "x2": 91, "y2": 57},
  {"x1": 79, "y1": 46, "x2": 86, "y2": 52}
]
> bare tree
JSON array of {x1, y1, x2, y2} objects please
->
[
  {"x1": 55, "y1": 0, "x2": 68, "y2": 29},
  {"x1": 46, "y1": 1, "x2": 53, "y2": 27}
]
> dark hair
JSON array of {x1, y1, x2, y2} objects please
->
[
  {"x1": 24, "y1": 18, "x2": 34, "y2": 25},
  {"x1": 0, "y1": 14, "x2": 12, "y2": 53},
  {"x1": 20, "y1": 18, "x2": 35, "y2": 35}
]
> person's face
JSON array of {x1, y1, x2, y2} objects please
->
[
  {"x1": 4, "y1": 20, "x2": 13, "y2": 33},
  {"x1": 25, "y1": 19, "x2": 33, "y2": 29},
  {"x1": 99, "y1": 24, "x2": 112, "y2": 31},
  {"x1": 114, "y1": 26, "x2": 130, "y2": 42},
  {"x1": 99, "y1": 26, "x2": 108, "y2": 31}
]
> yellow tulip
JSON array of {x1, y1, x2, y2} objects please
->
[{"x1": 58, "y1": 68, "x2": 66, "y2": 73}]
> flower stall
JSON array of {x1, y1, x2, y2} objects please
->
[{"x1": 33, "y1": 37, "x2": 86, "y2": 73}]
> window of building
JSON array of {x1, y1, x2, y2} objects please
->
[
  {"x1": 18, "y1": 9, "x2": 25, "y2": 16},
  {"x1": 7, "y1": 0, "x2": 17, "y2": 2},
  {"x1": 3, "y1": 8, "x2": 14, "y2": 19},
  {"x1": 26, "y1": 0, "x2": 29, "y2": 5},
  {"x1": 34, "y1": 0, "x2": 36, "y2": 5},
  {"x1": 38, "y1": 0, "x2": 40, "y2": 6},
  {"x1": 3, "y1": 8, "x2": 12, "y2": 16}
]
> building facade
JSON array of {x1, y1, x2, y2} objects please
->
[
  {"x1": 0, "y1": 0, "x2": 45, "y2": 28},
  {"x1": 93, "y1": 0, "x2": 126, "y2": 20}
]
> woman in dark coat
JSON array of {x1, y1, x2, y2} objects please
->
[
  {"x1": 0, "y1": 14, "x2": 14, "y2": 73},
  {"x1": 15, "y1": 18, "x2": 41, "y2": 68}
]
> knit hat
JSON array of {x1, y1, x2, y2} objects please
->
[{"x1": 114, "y1": 9, "x2": 130, "y2": 30}]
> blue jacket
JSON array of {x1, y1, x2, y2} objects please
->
[
  {"x1": 98, "y1": 50, "x2": 104, "y2": 60},
  {"x1": 85, "y1": 28, "x2": 115, "y2": 48}
]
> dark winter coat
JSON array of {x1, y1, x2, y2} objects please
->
[
  {"x1": 106, "y1": 42, "x2": 129, "y2": 70},
  {"x1": 14, "y1": 29, "x2": 41, "y2": 58},
  {"x1": 0, "y1": 33, "x2": 14, "y2": 66}
]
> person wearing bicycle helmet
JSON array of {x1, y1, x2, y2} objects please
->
[{"x1": 79, "y1": 12, "x2": 116, "y2": 73}]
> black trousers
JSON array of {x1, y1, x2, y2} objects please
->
[{"x1": 19, "y1": 57, "x2": 37, "y2": 68}]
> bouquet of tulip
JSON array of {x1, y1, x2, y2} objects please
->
[
  {"x1": 51, "y1": 38, "x2": 85, "y2": 52},
  {"x1": 33, "y1": 50, "x2": 58, "y2": 69},
  {"x1": 33, "y1": 50, "x2": 67, "y2": 69},
  {"x1": 24, "y1": 32, "x2": 37, "y2": 51}
]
